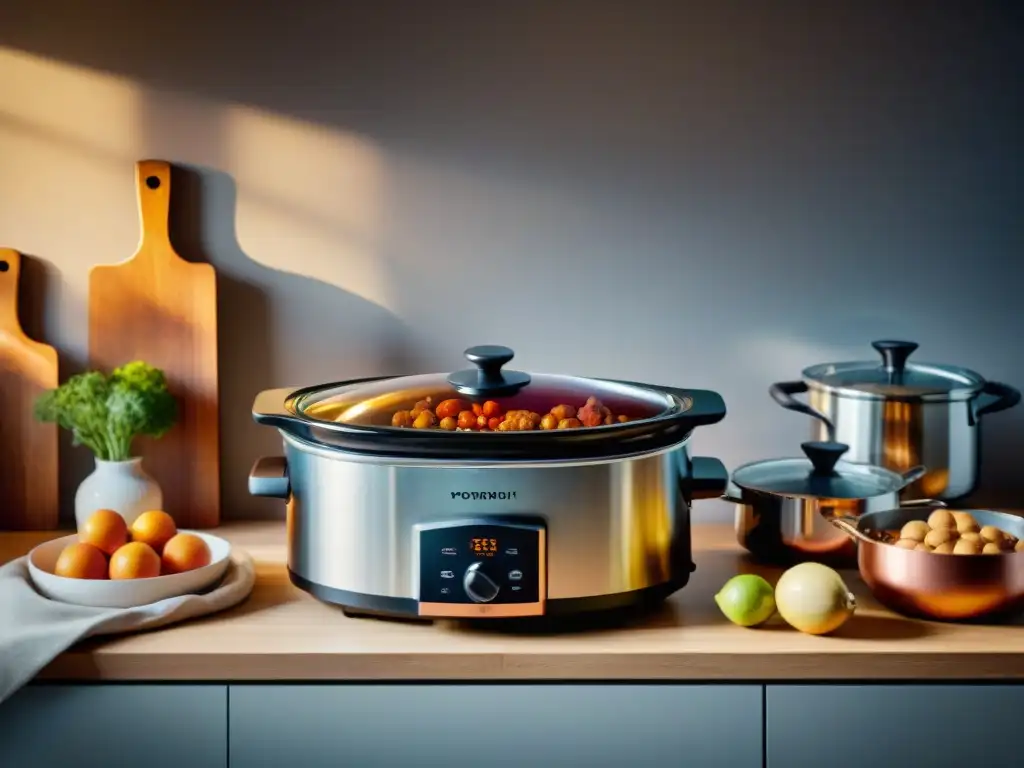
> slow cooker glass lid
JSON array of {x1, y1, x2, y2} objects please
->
[{"x1": 298, "y1": 345, "x2": 677, "y2": 430}]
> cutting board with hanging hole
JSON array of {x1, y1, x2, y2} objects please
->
[
  {"x1": 89, "y1": 160, "x2": 220, "y2": 528},
  {"x1": 0, "y1": 248, "x2": 60, "y2": 530}
]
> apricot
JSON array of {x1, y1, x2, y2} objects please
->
[
  {"x1": 79, "y1": 509, "x2": 128, "y2": 556},
  {"x1": 54, "y1": 542, "x2": 108, "y2": 580},
  {"x1": 161, "y1": 533, "x2": 212, "y2": 575},
  {"x1": 130, "y1": 510, "x2": 178, "y2": 554},
  {"x1": 109, "y1": 541, "x2": 161, "y2": 580}
]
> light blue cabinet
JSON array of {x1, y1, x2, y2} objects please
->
[
  {"x1": 767, "y1": 685, "x2": 1024, "y2": 768},
  {"x1": 228, "y1": 684, "x2": 763, "y2": 768},
  {"x1": 9, "y1": 681, "x2": 1024, "y2": 767},
  {"x1": 0, "y1": 684, "x2": 227, "y2": 768}
]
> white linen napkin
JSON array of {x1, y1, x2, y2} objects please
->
[{"x1": 0, "y1": 549, "x2": 255, "y2": 704}]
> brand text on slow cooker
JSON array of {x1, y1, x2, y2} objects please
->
[{"x1": 450, "y1": 491, "x2": 517, "y2": 500}]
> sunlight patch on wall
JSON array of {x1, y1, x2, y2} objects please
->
[
  {"x1": 0, "y1": 47, "x2": 144, "y2": 304},
  {"x1": 221, "y1": 104, "x2": 395, "y2": 311},
  {"x1": 0, "y1": 47, "x2": 141, "y2": 160}
]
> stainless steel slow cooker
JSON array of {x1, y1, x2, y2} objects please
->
[
  {"x1": 769, "y1": 339, "x2": 1020, "y2": 501},
  {"x1": 248, "y1": 345, "x2": 728, "y2": 620}
]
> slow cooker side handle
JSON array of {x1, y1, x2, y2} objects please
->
[
  {"x1": 768, "y1": 381, "x2": 836, "y2": 441},
  {"x1": 252, "y1": 387, "x2": 308, "y2": 429},
  {"x1": 689, "y1": 456, "x2": 729, "y2": 500},
  {"x1": 607, "y1": 381, "x2": 727, "y2": 427},
  {"x1": 249, "y1": 456, "x2": 291, "y2": 499}
]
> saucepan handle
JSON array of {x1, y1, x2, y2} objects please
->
[
  {"x1": 688, "y1": 456, "x2": 729, "y2": 500},
  {"x1": 249, "y1": 456, "x2": 291, "y2": 499},
  {"x1": 899, "y1": 465, "x2": 927, "y2": 486},
  {"x1": 768, "y1": 381, "x2": 836, "y2": 441},
  {"x1": 829, "y1": 516, "x2": 874, "y2": 544}
]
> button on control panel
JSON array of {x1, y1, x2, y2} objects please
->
[{"x1": 416, "y1": 520, "x2": 546, "y2": 618}]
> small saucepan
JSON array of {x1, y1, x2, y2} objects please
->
[
  {"x1": 831, "y1": 507, "x2": 1024, "y2": 622},
  {"x1": 725, "y1": 437, "x2": 935, "y2": 565}
]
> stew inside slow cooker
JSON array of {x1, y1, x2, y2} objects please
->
[{"x1": 391, "y1": 395, "x2": 635, "y2": 432}]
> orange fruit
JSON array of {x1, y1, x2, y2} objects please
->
[
  {"x1": 129, "y1": 510, "x2": 178, "y2": 554},
  {"x1": 108, "y1": 541, "x2": 161, "y2": 580},
  {"x1": 161, "y1": 533, "x2": 212, "y2": 575},
  {"x1": 79, "y1": 509, "x2": 128, "y2": 556},
  {"x1": 54, "y1": 542, "x2": 108, "y2": 580}
]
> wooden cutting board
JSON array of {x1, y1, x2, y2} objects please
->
[
  {"x1": 0, "y1": 248, "x2": 59, "y2": 530},
  {"x1": 89, "y1": 160, "x2": 220, "y2": 528}
]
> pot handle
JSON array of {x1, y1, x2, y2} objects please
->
[
  {"x1": 768, "y1": 381, "x2": 836, "y2": 441},
  {"x1": 249, "y1": 456, "x2": 291, "y2": 499},
  {"x1": 899, "y1": 465, "x2": 927, "y2": 486},
  {"x1": 829, "y1": 516, "x2": 875, "y2": 545},
  {"x1": 689, "y1": 456, "x2": 729, "y2": 500},
  {"x1": 900, "y1": 497, "x2": 948, "y2": 509},
  {"x1": 971, "y1": 381, "x2": 1022, "y2": 425}
]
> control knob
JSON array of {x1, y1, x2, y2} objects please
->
[{"x1": 463, "y1": 561, "x2": 500, "y2": 603}]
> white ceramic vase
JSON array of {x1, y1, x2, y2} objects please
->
[{"x1": 75, "y1": 457, "x2": 163, "y2": 530}]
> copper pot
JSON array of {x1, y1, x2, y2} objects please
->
[{"x1": 831, "y1": 508, "x2": 1024, "y2": 621}]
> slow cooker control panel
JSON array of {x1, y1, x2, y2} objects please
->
[{"x1": 415, "y1": 519, "x2": 547, "y2": 618}]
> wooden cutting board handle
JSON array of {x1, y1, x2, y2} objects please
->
[
  {"x1": 134, "y1": 159, "x2": 176, "y2": 264},
  {"x1": 0, "y1": 249, "x2": 55, "y2": 375},
  {"x1": 0, "y1": 248, "x2": 25, "y2": 337}
]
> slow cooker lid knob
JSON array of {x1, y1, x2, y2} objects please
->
[{"x1": 446, "y1": 345, "x2": 532, "y2": 397}]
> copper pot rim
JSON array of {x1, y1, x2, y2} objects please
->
[{"x1": 836, "y1": 506, "x2": 1024, "y2": 552}]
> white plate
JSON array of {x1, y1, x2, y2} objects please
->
[{"x1": 27, "y1": 530, "x2": 232, "y2": 609}]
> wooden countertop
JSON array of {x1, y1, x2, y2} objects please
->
[{"x1": 3, "y1": 521, "x2": 1024, "y2": 682}]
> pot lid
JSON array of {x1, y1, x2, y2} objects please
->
[
  {"x1": 731, "y1": 441, "x2": 906, "y2": 499},
  {"x1": 299, "y1": 345, "x2": 672, "y2": 430},
  {"x1": 802, "y1": 340, "x2": 985, "y2": 400}
]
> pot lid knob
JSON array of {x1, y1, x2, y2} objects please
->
[
  {"x1": 872, "y1": 339, "x2": 919, "y2": 379},
  {"x1": 447, "y1": 345, "x2": 532, "y2": 397},
  {"x1": 801, "y1": 440, "x2": 849, "y2": 476}
]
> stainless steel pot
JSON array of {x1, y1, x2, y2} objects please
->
[
  {"x1": 770, "y1": 339, "x2": 1020, "y2": 501},
  {"x1": 725, "y1": 438, "x2": 936, "y2": 565},
  {"x1": 248, "y1": 345, "x2": 728, "y2": 621}
]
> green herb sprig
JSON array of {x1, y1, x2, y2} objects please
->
[{"x1": 34, "y1": 361, "x2": 178, "y2": 462}]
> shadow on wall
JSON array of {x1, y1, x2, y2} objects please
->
[
  {"x1": 167, "y1": 165, "x2": 421, "y2": 520},
  {"x1": 15, "y1": 253, "x2": 94, "y2": 522},
  {"x1": 14, "y1": 169, "x2": 423, "y2": 523}
]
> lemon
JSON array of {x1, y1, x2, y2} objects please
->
[
  {"x1": 774, "y1": 562, "x2": 856, "y2": 635},
  {"x1": 714, "y1": 574, "x2": 777, "y2": 627}
]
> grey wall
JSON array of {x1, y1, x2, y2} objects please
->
[{"x1": 0, "y1": 0, "x2": 1021, "y2": 523}]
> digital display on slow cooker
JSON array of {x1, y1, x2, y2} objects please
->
[{"x1": 470, "y1": 537, "x2": 498, "y2": 554}]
